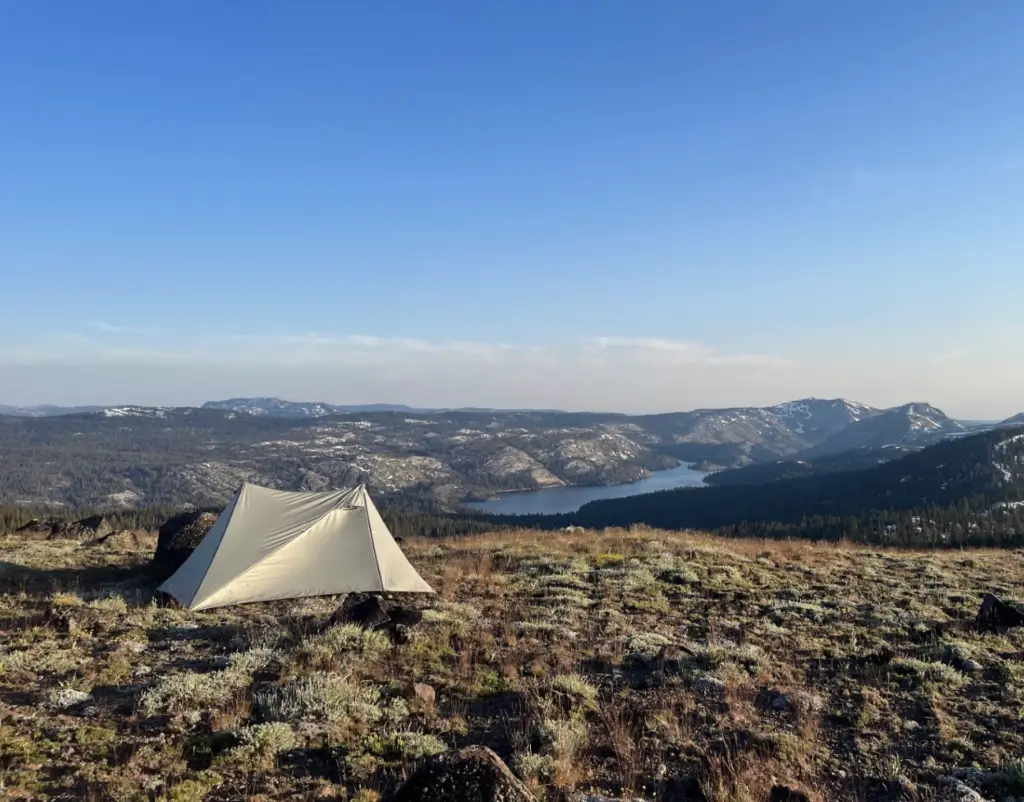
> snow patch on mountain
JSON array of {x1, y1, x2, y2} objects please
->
[{"x1": 98, "y1": 407, "x2": 168, "y2": 418}]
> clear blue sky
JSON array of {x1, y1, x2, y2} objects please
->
[{"x1": 2, "y1": 2, "x2": 1022, "y2": 416}]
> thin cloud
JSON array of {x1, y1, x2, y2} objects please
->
[
  {"x1": 932, "y1": 347, "x2": 968, "y2": 365},
  {"x1": 89, "y1": 321, "x2": 162, "y2": 336},
  {"x1": 587, "y1": 337, "x2": 794, "y2": 367},
  {"x1": 0, "y1": 330, "x2": 790, "y2": 372}
]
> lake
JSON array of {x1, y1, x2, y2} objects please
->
[{"x1": 463, "y1": 461, "x2": 707, "y2": 516}]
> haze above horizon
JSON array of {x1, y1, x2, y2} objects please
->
[{"x1": 2, "y1": 2, "x2": 1022, "y2": 418}]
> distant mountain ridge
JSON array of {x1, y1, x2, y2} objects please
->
[
  {"x1": 201, "y1": 397, "x2": 417, "y2": 416},
  {"x1": 0, "y1": 404, "x2": 105, "y2": 417},
  {"x1": 793, "y1": 402, "x2": 966, "y2": 459},
  {"x1": 1, "y1": 395, "x2": 1019, "y2": 511}
]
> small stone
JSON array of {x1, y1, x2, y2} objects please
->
[
  {"x1": 50, "y1": 688, "x2": 93, "y2": 709},
  {"x1": 903, "y1": 719, "x2": 921, "y2": 731},
  {"x1": 411, "y1": 682, "x2": 436, "y2": 709},
  {"x1": 961, "y1": 658, "x2": 983, "y2": 673},
  {"x1": 391, "y1": 623, "x2": 412, "y2": 645},
  {"x1": 53, "y1": 612, "x2": 76, "y2": 634},
  {"x1": 771, "y1": 693, "x2": 794, "y2": 712},
  {"x1": 692, "y1": 675, "x2": 726, "y2": 697}
]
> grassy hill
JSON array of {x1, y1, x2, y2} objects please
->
[{"x1": 1, "y1": 527, "x2": 1023, "y2": 801}]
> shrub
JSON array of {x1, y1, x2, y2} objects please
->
[
  {"x1": 594, "y1": 553, "x2": 626, "y2": 568},
  {"x1": 891, "y1": 657, "x2": 967, "y2": 688},
  {"x1": 551, "y1": 674, "x2": 598, "y2": 706},
  {"x1": 253, "y1": 672, "x2": 382, "y2": 726},
  {"x1": 514, "y1": 752, "x2": 556, "y2": 783},
  {"x1": 300, "y1": 624, "x2": 391, "y2": 666},
  {"x1": 624, "y1": 631, "x2": 670, "y2": 660},
  {"x1": 229, "y1": 722, "x2": 300, "y2": 766},
  {"x1": 364, "y1": 731, "x2": 447, "y2": 760},
  {"x1": 139, "y1": 647, "x2": 278, "y2": 716}
]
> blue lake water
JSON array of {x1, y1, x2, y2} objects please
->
[{"x1": 463, "y1": 461, "x2": 707, "y2": 516}]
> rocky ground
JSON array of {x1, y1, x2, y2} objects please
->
[{"x1": 1, "y1": 528, "x2": 1024, "y2": 801}]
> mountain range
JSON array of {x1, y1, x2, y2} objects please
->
[{"x1": 0, "y1": 396, "x2": 1021, "y2": 510}]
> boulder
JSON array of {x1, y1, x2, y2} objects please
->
[
  {"x1": 334, "y1": 593, "x2": 392, "y2": 628},
  {"x1": 977, "y1": 592, "x2": 1024, "y2": 631},
  {"x1": 769, "y1": 786, "x2": 812, "y2": 802},
  {"x1": 153, "y1": 510, "x2": 218, "y2": 577},
  {"x1": 15, "y1": 517, "x2": 65, "y2": 537},
  {"x1": 388, "y1": 745, "x2": 537, "y2": 802},
  {"x1": 328, "y1": 593, "x2": 424, "y2": 643},
  {"x1": 65, "y1": 515, "x2": 114, "y2": 540}
]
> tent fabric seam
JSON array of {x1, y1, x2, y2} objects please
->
[
  {"x1": 175, "y1": 487, "x2": 241, "y2": 607},
  {"x1": 361, "y1": 485, "x2": 386, "y2": 592},
  {"x1": 190, "y1": 501, "x2": 345, "y2": 608}
]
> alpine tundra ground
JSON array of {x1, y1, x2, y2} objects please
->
[{"x1": 1, "y1": 527, "x2": 1024, "y2": 801}]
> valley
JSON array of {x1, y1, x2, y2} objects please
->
[{"x1": 1, "y1": 396, "x2": 1017, "y2": 513}]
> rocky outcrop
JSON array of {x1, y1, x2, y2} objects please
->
[
  {"x1": 977, "y1": 592, "x2": 1024, "y2": 631},
  {"x1": 16, "y1": 515, "x2": 113, "y2": 540},
  {"x1": 152, "y1": 510, "x2": 218, "y2": 577},
  {"x1": 388, "y1": 745, "x2": 536, "y2": 802}
]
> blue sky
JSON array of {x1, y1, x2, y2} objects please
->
[{"x1": 2, "y1": 2, "x2": 1022, "y2": 416}]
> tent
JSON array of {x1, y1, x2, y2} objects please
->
[{"x1": 157, "y1": 482, "x2": 434, "y2": 611}]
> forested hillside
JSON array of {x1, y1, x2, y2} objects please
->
[{"x1": 503, "y1": 428, "x2": 1024, "y2": 547}]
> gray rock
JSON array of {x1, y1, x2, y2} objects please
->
[
  {"x1": 961, "y1": 658, "x2": 983, "y2": 673},
  {"x1": 50, "y1": 688, "x2": 93, "y2": 708},
  {"x1": 692, "y1": 675, "x2": 726, "y2": 697},
  {"x1": 771, "y1": 693, "x2": 794, "y2": 712},
  {"x1": 937, "y1": 778, "x2": 993, "y2": 802}
]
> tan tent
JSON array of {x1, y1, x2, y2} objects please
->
[{"x1": 157, "y1": 482, "x2": 434, "y2": 611}]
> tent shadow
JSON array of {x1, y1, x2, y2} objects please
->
[
  {"x1": 0, "y1": 559, "x2": 160, "y2": 604},
  {"x1": 146, "y1": 623, "x2": 247, "y2": 646}
]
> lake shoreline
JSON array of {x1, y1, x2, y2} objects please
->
[{"x1": 462, "y1": 461, "x2": 708, "y2": 516}]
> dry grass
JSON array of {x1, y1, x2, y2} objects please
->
[{"x1": 1, "y1": 526, "x2": 1023, "y2": 800}]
